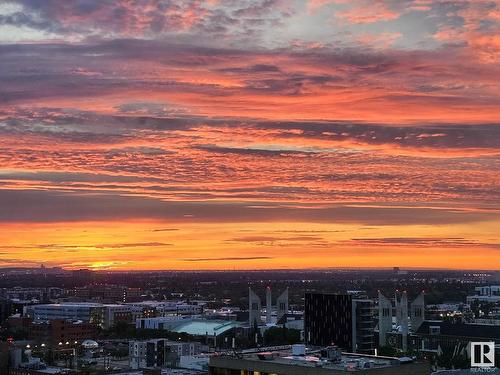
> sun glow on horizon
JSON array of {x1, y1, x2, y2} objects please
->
[{"x1": 0, "y1": 0, "x2": 499, "y2": 270}]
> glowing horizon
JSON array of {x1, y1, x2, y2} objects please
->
[{"x1": 0, "y1": 0, "x2": 499, "y2": 271}]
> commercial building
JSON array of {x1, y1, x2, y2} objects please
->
[
  {"x1": 278, "y1": 312, "x2": 304, "y2": 331},
  {"x1": 0, "y1": 298, "x2": 12, "y2": 323},
  {"x1": 136, "y1": 316, "x2": 194, "y2": 330},
  {"x1": 8, "y1": 367, "x2": 74, "y2": 375},
  {"x1": 208, "y1": 346, "x2": 430, "y2": 375},
  {"x1": 129, "y1": 301, "x2": 205, "y2": 316},
  {"x1": 129, "y1": 338, "x2": 206, "y2": 371},
  {"x1": 103, "y1": 304, "x2": 143, "y2": 328},
  {"x1": 170, "y1": 319, "x2": 241, "y2": 340},
  {"x1": 414, "y1": 320, "x2": 500, "y2": 350},
  {"x1": 26, "y1": 303, "x2": 102, "y2": 323},
  {"x1": 304, "y1": 292, "x2": 375, "y2": 353},
  {"x1": 7, "y1": 316, "x2": 97, "y2": 344},
  {"x1": 165, "y1": 341, "x2": 202, "y2": 357},
  {"x1": 35, "y1": 319, "x2": 97, "y2": 344},
  {"x1": 135, "y1": 317, "x2": 241, "y2": 347},
  {"x1": 10, "y1": 300, "x2": 39, "y2": 317},
  {"x1": 129, "y1": 339, "x2": 181, "y2": 369},
  {"x1": 71, "y1": 268, "x2": 94, "y2": 285},
  {"x1": 466, "y1": 285, "x2": 500, "y2": 303},
  {"x1": 74, "y1": 284, "x2": 142, "y2": 303},
  {"x1": 25, "y1": 303, "x2": 142, "y2": 329},
  {"x1": 379, "y1": 318, "x2": 500, "y2": 365},
  {"x1": 0, "y1": 288, "x2": 63, "y2": 303}
]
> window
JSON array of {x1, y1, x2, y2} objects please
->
[{"x1": 429, "y1": 326, "x2": 440, "y2": 335}]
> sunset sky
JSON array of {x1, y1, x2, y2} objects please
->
[{"x1": 0, "y1": 0, "x2": 499, "y2": 270}]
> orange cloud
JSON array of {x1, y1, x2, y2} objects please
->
[
  {"x1": 1, "y1": 221, "x2": 499, "y2": 270},
  {"x1": 1, "y1": 0, "x2": 499, "y2": 271},
  {"x1": 335, "y1": 2, "x2": 400, "y2": 24}
]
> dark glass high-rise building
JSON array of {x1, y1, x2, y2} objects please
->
[
  {"x1": 304, "y1": 292, "x2": 374, "y2": 353},
  {"x1": 0, "y1": 299, "x2": 12, "y2": 324}
]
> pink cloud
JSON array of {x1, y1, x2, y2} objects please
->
[
  {"x1": 433, "y1": 1, "x2": 500, "y2": 63},
  {"x1": 335, "y1": 1, "x2": 400, "y2": 24},
  {"x1": 356, "y1": 32, "x2": 403, "y2": 48}
]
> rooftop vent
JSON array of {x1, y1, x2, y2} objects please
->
[{"x1": 292, "y1": 344, "x2": 306, "y2": 356}]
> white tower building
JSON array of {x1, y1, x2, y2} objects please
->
[
  {"x1": 266, "y1": 286, "x2": 272, "y2": 324},
  {"x1": 395, "y1": 291, "x2": 409, "y2": 351},
  {"x1": 249, "y1": 287, "x2": 262, "y2": 327},
  {"x1": 276, "y1": 288, "x2": 289, "y2": 322},
  {"x1": 410, "y1": 292, "x2": 425, "y2": 332},
  {"x1": 378, "y1": 291, "x2": 392, "y2": 347}
]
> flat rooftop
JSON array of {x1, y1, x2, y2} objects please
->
[
  {"x1": 29, "y1": 303, "x2": 126, "y2": 307},
  {"x1": 115, "y1": 370, "x2": 205, "y2": 375},
  {"x1": 210, "y1": 347, "x2": 430, "y2": 374},
  {"x1": 172, "y1": 319, "x2": 240, "y2": 336},
  {"x1": 237, "y1": 350, "x2": 396, "y2": 370}
]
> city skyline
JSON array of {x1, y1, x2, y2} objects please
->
[{"x1": 0, "y1": 0, "x2": 499, "y2": 270}]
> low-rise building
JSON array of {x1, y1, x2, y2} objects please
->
[
  {"x1": 208, "y1": 346, "x2": 430, "y2": 375},
  {"x1": 103, "y1": 304, "x2": 143, "y2": 328},
  {"x1": 414, "y1": 320, "x2": 500, "y2": 351},
  {"x1": 136, "y1": 316, "x2": 194, "y2": 330},
  {"x1": 129, "y1": 339, "x2": 177, "y2": 369},
  {"x1": 25, "y1": 303, "x2": 142, "y2": 329},
  {"x1": 7, "y1": 317, "x2": 97, "y2": 344},
  {"x1": 44, "y1": 319, "x2": 98, "y2": 344},
  {"x1": 0, "y1": 287, "x2": 64, "y2": 303},
  {"x1": 74, "y1": 284, "x2": 142, "y2": 303},
  {"x1": 466, "y1": 285, "x2": 500, "y2": 303},
  {"x1": 179, "y1": 355, "x2": 210, "y2": 371},
  {"x1": 130, "y1": 301, "x2": 205, "y2": 316},
  {"x1": 25, "y1": 303, "x2": 103, "y2": 324},
  {"x1": 167, "y1": 341, "x2": 203, "y2": 357}
]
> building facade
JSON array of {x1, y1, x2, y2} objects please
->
[
  {"x1": 136, "y1": 315, "x2": 193, "y2": 330},
  {"x1": 466, "y1": 285, "x2": 500, "y2": 303},
  {"x1": 129, "y1": 339, "x2": 179, "y2": 369},
  {"x1": 248, "y1": 287, "x2": 289, "y2": 327},
  {"x1": 74, "y1": 284, "x2": 142, "y2": 303},
  {"x1": 209, "y1": 348, "x2": 430, "y2": 375},
  {"x1": 378, "y1": 291, "x2": 425, "y2": 351},
  {"x1": 25, "y1": 303, "x2": 139, "y2": 329},
  {"x1": 305, "y1": 292, "x2": 375, "y2": 353}
]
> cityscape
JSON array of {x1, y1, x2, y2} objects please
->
[
  {"x1": 1, "y1": 0, "x2": 499, "y2": 374},
  {"x1": 0, "y1": 267, "x2": 499, "y2": 374}
]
